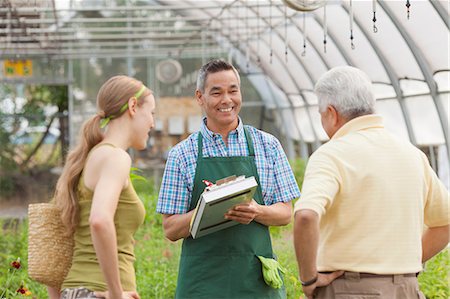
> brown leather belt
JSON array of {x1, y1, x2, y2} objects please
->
[
  {"x1": 355, "y1": 272, "x2": 417, "y2": 278},
  {"x1": 332, "y1": 271, "x2": 418, "y2": 279},
  {"x1": 320, "y1": 271, "x2": 418, "y2": 279}
]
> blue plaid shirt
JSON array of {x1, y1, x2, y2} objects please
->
[{"x1": 157, "y1": 118, "x2": 300, "y2": 214}]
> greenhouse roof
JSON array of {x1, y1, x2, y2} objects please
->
[{"x1": 0, "y1": 0, "x2": 449, "y2": 161}]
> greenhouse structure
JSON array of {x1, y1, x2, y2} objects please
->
[
  {"x1": 0, "y1": 1, "x2": 449, "y2": 298},
  {"x1": 1, "y1": 0, "x2": 449, "y2": 182}
]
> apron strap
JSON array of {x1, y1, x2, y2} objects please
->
[
  {"x1": 197, "y1": 126, "x2": 255, "y2": 161},
  {"x1": 243, "y1": 126, "x2": 255, "y2": 157},
  {"x1": 197, "y1": 133, "x2": 204, "y2": 162}
]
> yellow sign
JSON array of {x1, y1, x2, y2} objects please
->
[{"x1": 3, "y1": 60, "x2": 33, "y2": 77}]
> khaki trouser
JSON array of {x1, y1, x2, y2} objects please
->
[{"x1": 314, "y1": 272, "x2": 425, "y2": 299}]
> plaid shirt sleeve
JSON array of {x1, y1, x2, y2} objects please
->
[
  {"x1": 156, "y1": 146, "x2": 191, "y2": 214},
  {"x1": 266, "y1": 137, "x2": 301, "y2": 205}
]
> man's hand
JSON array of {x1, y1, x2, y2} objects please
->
[
  {"x1": 225, "y1": 199, "x2": 260, "y2": 224},
  {"x1": 301, "y1": 271, "x2": 344, "y2": 299}
]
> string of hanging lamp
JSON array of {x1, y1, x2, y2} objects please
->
[
  {"x1": 279, "y1": 0, "x2": 412, "y2": 58},
  {"x1": 226, "y1": 0, "x2": 413, "y2": 67}
]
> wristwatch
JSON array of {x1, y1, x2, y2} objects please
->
[{"x1": 299, "y1": 275, "x2": 318, "y2": 287}]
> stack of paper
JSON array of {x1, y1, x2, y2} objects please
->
[{"x1": 189, "y1": 175, "x2": 258, "y2": 239}]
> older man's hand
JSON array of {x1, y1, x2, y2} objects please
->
[{"x1": 301, "y1": 271, "x2": 344, "y2": 299}]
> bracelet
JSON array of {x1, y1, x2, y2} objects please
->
[{"x1": 300, "y1": 275, "x2": 318, "y2": 287}]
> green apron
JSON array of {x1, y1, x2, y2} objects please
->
[{"x1": 175, "y1": 127, "x2": 285, "y2": 299}]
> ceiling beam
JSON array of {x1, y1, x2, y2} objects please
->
[{"x1": 379, "y1": 0, "x2": 449, "y2": 160}]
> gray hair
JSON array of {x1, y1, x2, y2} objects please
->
[
  {"x1": 196, "y1": 59, "x2": 240, "y2": 93},
  {"x1": 314, "y1": 66, "x2": 376, "y2": 119}
]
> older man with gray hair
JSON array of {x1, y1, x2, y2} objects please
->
[{"x1": 293, "y1": 66, "x2": 449, "y2": 299}]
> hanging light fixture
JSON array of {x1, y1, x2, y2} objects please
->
[{"x1": 281, "y1": 0, "x2": 326, "y2": 12}]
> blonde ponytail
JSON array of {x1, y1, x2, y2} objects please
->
[
  {"x1": 54, "y1": 114, "x2": 104, "y2": 235},
  {"x1": 54, "y1": 75, "x2": 151, "y2": 235}
]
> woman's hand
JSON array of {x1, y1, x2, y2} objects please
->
[
  {"x1": 46, "y1": 286, "x2": 60, "y2": 299},
  {"x1": 94, "y1": 290, "x2": 140, "y2": 299}
]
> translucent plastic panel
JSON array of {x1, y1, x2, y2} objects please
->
[
  {"x1": 375, "y1": 99, "x2": 410, "y2": 142},
  {"x1": 297, "y1": 13, "x2": 349, "y2": 70},
  {"x1": 347, "y1": 1, "x2": 423, "y2": 80},
  {"x1": 288, "y1": 94, "x2": 305, "y2": 108},
  {"x1": 435, "y1": 71, "x2": 450, "y2": 92},
  {"x1": 284, "y1": 19, "x2": 329, "y2": 84},
  {"x1": 246, "y1": 74, "x2": 277, "y2": 109},
  {"x1": 405, "y1": 96, "x2": 445, "y2": 146},
  {"x1": 256, "y1": 1, "x2": 284, "y2": 21},
  {"x1": 372, "y1": 83, "x2": 396, "y2": 99},
  {"x1": 399, "y1": 79, "x2": 430, "y2": 97},
  {"x1": 280, "y1": 108, "x2": 301, "y2": 140},
  {"x1": 266, "y1": 78, "x2": 292, "y2": 109},
  {"x1": 383, "y1": 1, "x2": 449, "y2": 74},
  {"x1": 318, "y1": 4, "x2": 390, "y2": 83},
  {"x1": 438, "y1": 145, "x2": 449, "y2": 190},
  {"x1": 252, "y1": 36, "x2": 299, "y2": 95},
  {"x1": 293, "y1": 107, "x2": 317, "y2": 143},
  {"x1": 308, "y1": 105, "x2": 328, "y2": 141},
  {"x1": 303, "y1": 90, "x2": 318, "y2": 105},
  {"x1": 438, "y1": 0, "x2": 449, "y2": 14},
  {"x1": 262, "y1": 33, "x2": 313, "y2": 91},
  {"x1": 439, "y1": 93, "x2": 449, "y2": 122}
]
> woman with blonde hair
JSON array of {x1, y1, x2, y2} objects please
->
[{"x1": 47, "y1": 75, "x2": 156, "y2": 299}]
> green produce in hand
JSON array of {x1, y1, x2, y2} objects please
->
[{"x1": 257, "y1": 255, "x2": 286, "y2": 289}]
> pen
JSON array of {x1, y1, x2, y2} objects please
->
[{"x1": 202, "y1": 180, "x2": 213, "y2": 187}]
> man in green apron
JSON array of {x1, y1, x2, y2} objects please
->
[{"x1": 157, "y1": 59, "x2": 300, "y2": 298}]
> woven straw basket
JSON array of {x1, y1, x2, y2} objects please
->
[{"x1": 28, "y1": 203, "x2": 73, "y2": 288}]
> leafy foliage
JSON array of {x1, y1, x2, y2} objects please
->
[
  {"x1": 0, "y1": 85, "x2": 67, "y2": 199},
  {"x1": 290, "y1": 158, "x2": 307, "y2": 191},
  {"x1": 0, "y1": 159, "x2": 448, "y2": 298}
]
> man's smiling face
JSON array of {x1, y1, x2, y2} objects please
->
[{"x1": 196, "y1": 69, "x2": 242, "y2": 132}]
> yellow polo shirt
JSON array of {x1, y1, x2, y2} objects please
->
[{"x1": 294, "y1": 115, "x2": 449, "y2": 274}]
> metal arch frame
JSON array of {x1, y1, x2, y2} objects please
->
[
  {"x1": 4, "y1": 1, "x2": 448, "y2": 157},
  {"x1": 245, "y1": 37, "x2": 309, "y2": 156},
  {"x1": 179, "y1": 0, "x2": 307, "y2": 156},
  {"x1": 154, "y1": 0, "x2": 304, "y2": 157},
  {"x1": 263, "y1": 76, "x2": 298, "y2": 159},
  {"x1": 430, "y1": 0, "x2": 450, "y2": 30},
  {"x1": 0, "y1": 3, "x2": 277, "y2": 13},
  {"x1": 228, "y1": 45, "x2": 306, "y2": 158},
  {"x1": 271, "y1": 8, "x2": 332, "y2": 70},
  {"x1": 340, "y1": 3, "x2": 417, "y2": 146},
  {"x1": 235, "y1": 0, "x2": 332, "y2": 151},
  {"x1": 240, "y1": 1, "x2": 322, "y2": 149},
  {"x1": 272, "y1": 6, "x2": 337, "y2": 149},
  {"x1": 239, "y1": 1, "x2": 369, "y2": 148},
  {"x1": 310, "y1": 12, "x2": 355, "y2": 66},
  {"x1": 231, "y1": 53, "x2": 298, "y2": 159},
  {"x1": 172, "y1": 0, "x2": 239, "y2": 58},
  {"x1": 223, "y1": 9, "x2": 310, "y2": 158},
  {"x1": 378, "y1": 0, "x2": 450, "y2": 162}
]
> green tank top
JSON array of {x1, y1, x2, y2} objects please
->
[{"x1": 62, "y1": 145, "x2": 146, "y2": 292}]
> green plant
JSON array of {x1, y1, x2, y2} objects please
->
[
  {"x1": 0, "y1": 175, "x2": 448, "y2": 299},
  {"x1": 418, "y1": 250, "x2": 450, "y2": 299},
  {"x1": 0, "y1": 258, "x2": 33, "y2": 298},
  {"x1": 290, "y1": 158, "x2": 307, "y2": 191},
  {"x1": 0, "y1": 220, "x2": 47, "y2": 298},
  {"x1": 130, "y1": 167, "x2": 148, "y2": 183}
]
